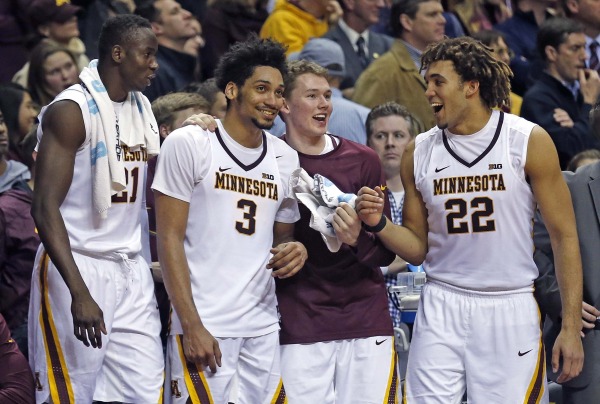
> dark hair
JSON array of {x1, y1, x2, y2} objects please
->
[
  {"x1": 537, "y1": 17, "x2": 584, "y2": 63},
  {"x1": 471, "y1": 29, "x2": 506, "y2": 47},
  {"x1": 366, "y1": 102, "x2": 419, "y2": 139},
  {"x1": 98, "y1": 14, "x2": 153, "y2": 62},
  {"x1": 566, "y1": 149, "x2": 600, "y2": 171},
  {"x1": 0, "y1": 83, "x2": 31, "y2": 152},
  {"x1": 181, "y1": 79, "x2": 221, "y2": 106},
  {"x1": 27, "y1": 40, "x2": 79, "y2": 107},
  {"x1": 390, "y1": 0, "x2": 436, "y2": 37},
  {"x1": 421, "y1": 36, "x2": 512, "y2": 110},
  {"x1": 214, "y1": 35, "x2": 288, "y2": 95},
  {"x1": 134, "y1": 0, "x2": 161, "y2": 23},
  {"x1": 283, "y1": 60, "x2": 328, "y2": 98}
]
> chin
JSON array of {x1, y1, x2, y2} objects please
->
[{"x1": 251, "y1": 118, "x2": 274, "y2": 130}]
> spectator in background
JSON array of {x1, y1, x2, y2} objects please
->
[
  {"x1": 0, "y1": 0, "x2": 33, "y2": 83},
  {"x1": 352, "y1": 0, "x2": 446, "y2": 132},
  {"x1": 0, "y1": 122, "x2": 39, "y2": 358},
  {"x1": 451, "y1": 0, "x2": 512, "y2": 35},
  {"x1": 561, "y1": 0, "x2": 600, "y2": 72},
  {"x1": 147, "y1": 92, "x2": 210, "y2": 347},
  {"x1": 472, "y1": 29, "x2": 523, "y2": 115},
  {"x1": 14, "y1": 0, "x2": 88, "y2": 87},
  {"x1": 271, "y1": 38, "x2": 371, "y2": 144},
  {"x1": 365, "y1": 102, "x2": 417, "y2": 329},
  {"x1": 201, "y1": 0, "x2": 269, "y2": 78},
  {"x1": 323, "y1": 0, "x2": 394, "y2": 94},
  {"x1": 521, "y1": 18, "x2": 600, "y2": 169},
  {"x1": 0, "y1": 314, "x2": 34, "y2": 404},
  {"x1": 136, "y1": 0, "x2": 200, "y2": 101},
  {"x1": 495, "y1": 0, "x2": 556, "y2": 96},
  {"x1": 566, "y1": 148, "x2": 600, "y2": 171},
  {"x1": 260, "y1": 0, "x2": 343, "y2": 55},
  {"x1": 182, "y1": 78, "x2": 228, "y2": 119},
  {"x1": 26, "y1": 41, "x2": 80, "y2": 107},
  {"x1": 0, "y1": 84, "x2": 38, "y2": 164}
]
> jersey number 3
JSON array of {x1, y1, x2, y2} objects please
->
[
  {"x1": 236, "y1": 199, "x2": 256, "y2": 235},
  {"x1": 445, "y1": 197, "x2": 495, "y2": 234}
]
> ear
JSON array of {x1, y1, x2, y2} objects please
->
[
  {"x1": 225, "y1": 82, "x2": 238, "y2": 101},
  {"x1": 150, "y1": 21, "x2": 163, "y2": 35},
  {"x1": 565, "y1": 0, "x2": 579, "y2": 14},
  {"x1": 343, "y1": 0, "x2": 355, "y2": 12},
  {"x1": 159, "y1": 124, "x2": 171, "y2": 139},
  {"x1": 280, "y1": 98, "x2": 290, "y2": 118},
  {"x1": 37, "y1": 24, "x2": 50, "y2": 37},
  {"x1": 112, "y1": 45, "x2": 124, "y2": 64},
  {"x1": 400, "y1": 13, "x2": 413, "y2": 33},
  {"x1": 545, "y1": 45, "x2": 558, "y2": 63},
  {"x1": 464, "y1": 80, "x2": 480, "y2": 98}
]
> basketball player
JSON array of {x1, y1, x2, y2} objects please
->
[
  {"x1": 152, "y1": 37, "x2": 307, "y2": 404},
  {"x1": 277, "y1": 60, "x2": 398, "y2": 404},
  {"x1": 356, "y1": 37, "x2": 584, "y2": 403},
  {"x1": 29, "y1": 15, "x2": 163, "y2": 403}
]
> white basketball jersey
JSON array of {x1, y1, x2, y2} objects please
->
[
  {"x1": 38, "y1": 86, "x2": 148, "y2": 255},
  {"x1": 413, "y1": 111, "x2": 539, "y2": 290},
  {"x1": 152, "y1": 121, "x2": 300, "y2": 337}
]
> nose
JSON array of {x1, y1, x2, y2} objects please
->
[
  {"x1": 425, "y1": 82, "x2": 435, "y2": 98},
  {"x1": 183, "y1": 9, "x2": 192, "y2": 19}
]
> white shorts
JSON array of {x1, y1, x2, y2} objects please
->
[
  {"x1": 28, "y1": 248, "x2": 164, "y2": 403},
  {"x1": 280, "y1": 337, "x2": 398, "y2": 404},
  {"x1": 404, "y1": 280, "x2": 548, "y2": 404},
  {"x1": 165, "y1": 331, "x2": 285, "y2": 404}
]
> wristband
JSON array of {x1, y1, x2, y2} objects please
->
[{"x1": 365, "y1": 215, "x2": 387, "y2": 233}]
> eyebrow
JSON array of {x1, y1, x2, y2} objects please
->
[
  {"x1": 425, "y1": 72, "x2": 445, "y2": 81},
  {"x1": 253, "y1": 79, "x2": 284, "y2": 87}
]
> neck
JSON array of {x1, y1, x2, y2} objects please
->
[
  {"x1": 98, "y1": 64, "x2": 128, "y2": 102},
  {"x1": 222, "y1": 113, "x2": 264, "y2": 148},
  {"x1": 344, "y1": 14, "x2": 369, "y2": 34},
  {"x1": 545, "y1": 66, "x2": 572, "y2": 85},
  {"x1": 401, "y1": 34, "x2": 426, "y2": 52},
  {"x1": 385, "y1": 172, "x2": 403, "y2": 192},
  {"x1": 449, "y1": 106, "x2": 493, "y2": 136},
  {"x1": 585, "y1": 26, "x2": 600, "y2": 39},
  {"x1": 158, "y1": 37, "x2": 188, "y2": 53},
  {"x1": 284, "y1": 128, "x2": 326, "y2": 155}
]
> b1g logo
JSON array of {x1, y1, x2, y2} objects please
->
[
  {"x1": 488, "y1": 163, "x2": 502, "y2": 170},
  {"x1": 262, "y1": 173, "x2": 274, "y2": 180}
]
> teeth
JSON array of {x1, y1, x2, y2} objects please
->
[{"x1": 431, "y1": 103, "x2": 443, "y2": 113}]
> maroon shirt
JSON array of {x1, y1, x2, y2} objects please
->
[
  {"x1": 277, "y1": 135, "x2": 395, "y2": 344},
  {"x1": 0, "y1": 314, "x2": 34, "y2": 403}
]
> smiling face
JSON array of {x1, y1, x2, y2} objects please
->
[
  {"x1": 281, "y1": 73, "x2": 332, "y2": 139},
  {"x1": 352, "y1": 0, "x2": 386, "y2": 27},
  {"x1": 43, "y1": 50, "x2": 79, "y2": 97},
  {"x1": 368, "y1": 114, "x2": 412, "y2": 175},
  {"x1": 228, "y1": 65, "x2": 285, "y2": 130},
  {"x1": 425, "y1": 60, "x2": 474, "y2": 132},
  {"x1": 118, "y1": 28, "x2": 159, "y2": 92}
]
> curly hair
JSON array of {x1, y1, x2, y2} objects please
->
[
  {"x1": 421, "y1": 36, "x2": 512, "y2": 110},
  {"x1": 214, "y1": 35, "x2": 288, "y2": 94}
]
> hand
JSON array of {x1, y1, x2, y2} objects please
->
[
  {"x1": 182, "y1": 326, "x2": 222, "y2": 373},
  {"x1": 182, "y1": 113, "x2": 218, "y2": 132},
  {"x1": 71, "y1": 292, "x2": 107, "y2": 349},
  {"x1": 332, "y1": 202, "x2": 361, "y2": 247},
  {"x1": 325, "y1": 0, "x2": 343, "y2": 24},
  {"x1": 355, "y1": 186, "x2": 385, "y2": 227},
  {"x1": 267, "y1": 241, "x2": 307, "y2": 279},
  {"x1": 581, "y1": 301, "x2": 600, "y2": 336},
  {"x1": 552, "y1": 327, "x2": 584, "y2": 383},
  {"x1": 553, "y1": 108, "x2": 574, "y2": 128},
  {"x1": 579, "y1": 69, "x2": 600, "y2": 105}
]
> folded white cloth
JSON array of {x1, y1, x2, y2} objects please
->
[
  {"x1": 290, "y1": 168, "x2": 357, "y2": 252},
  {"x1": 80, "y1": 60, "x2": 160, "y2": 218}
]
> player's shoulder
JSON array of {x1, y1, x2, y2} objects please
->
[
  {"x1": 162, "y1": 124, "x2": 212, "y2": 151},
  {"x1": 502, "y1": 112, "x2": 536, "y2": 137},
  {"x1": 267, "y1": 131, "x2": 299, "y2": 159},
  {"x1": 414, "y1": 125, "x2": 441, "y2": 149}
]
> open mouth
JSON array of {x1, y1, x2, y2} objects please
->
[
  {"x1": 260, "y1": 109, "x2": 276, "y2": 118},
  {"x1": 313, "y1": 114, "x2": 327, "y2": 122},
  {"x1": 431, "y1": 103, "x2": 443, "y2": 113}
]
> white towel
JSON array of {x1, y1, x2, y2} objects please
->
[
  {"x1": 290, "y1": 168, "x2": 357, "y2": 252},
  {"x1": 79, "y1": 60, "x2": 160, "y2": 218}
]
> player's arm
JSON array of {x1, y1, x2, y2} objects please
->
[
  {"x1": 31, "y1": 100, "x2": 107, "y2": 349},
  {"x1": 356, "y1": 140, "x2": 428, "y2": 264},
  {"x1": 155, "y1": 191, "x2": 221, "y2": 372},
  {"x1": 526, "y1": 126, "x2": 583, "y2": 383},
  {"x1": 268, "y1": 222, "x2": 307, "y2": 279}
]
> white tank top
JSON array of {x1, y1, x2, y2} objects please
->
[
  {"x1": 152, "y1": 120, "x2": 300, "y2": 337},
  {"x1": 38, "y1": 85, "x2": 147, "y2": 256},
  {"x1": 413, "y1": 111, "x2": 539, "y2": 290}
]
